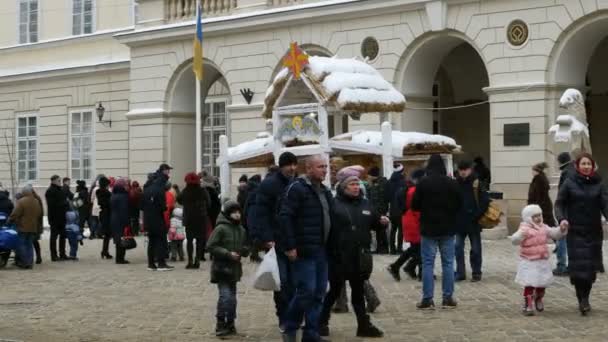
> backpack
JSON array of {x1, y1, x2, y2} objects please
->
[{"x1": 473, "y1": 180, "x2": 502, "y2": 229}]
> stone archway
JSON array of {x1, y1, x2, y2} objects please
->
[
  {"x1": 397, "y1": 31, "x2": 490, "y2": 167},
  {"x1": 549, "y1": 12, "x2": 608, "y2": 177},
  {"x1": 165, "y1": 59, "x2": 230, "y2": 181}
]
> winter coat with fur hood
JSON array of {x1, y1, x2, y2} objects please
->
[{"x1": 511, "y1": 204, "x2": 565, "y2": 261}]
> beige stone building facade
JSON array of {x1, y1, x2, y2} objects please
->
[{"x1": 1, "y1": 0, "x2": 608, "y2": 229}]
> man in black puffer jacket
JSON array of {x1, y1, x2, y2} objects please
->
[
  {"x1": 279, "y1": 154, "x2": 332, "y2": 342},
  {"x1": 250, "y1": 152, "x2": 297, "y2": 332},
  {"x1": 142, "y1": 164, "x2": 173, "y2": 271},
  {"x1": 412, "y1": 154, "x2": 462, "y2": 310}
]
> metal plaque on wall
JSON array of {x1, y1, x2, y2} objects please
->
[{"x1": 504, "y1": 123, "x2": 530, "y2": 146}]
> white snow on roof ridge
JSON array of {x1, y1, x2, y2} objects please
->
[
  {"x1": 307, "y1": 56, "x2": 378, "y2": 78},
  {"x1": 337, "y1": 88, "x2": 406, "y2": 107}
]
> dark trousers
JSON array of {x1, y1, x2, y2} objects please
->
[
  {"x1": 389, "y1": 221, "x2": 403, "y2": 253},
  {"x1": 186, "y1": 231, "x2": 205, "y2": 263},
  {"x1": 147, "y1": 233, "x2": 166, "y2": 266},
  {"x1": 375, "y1": 225, "x2": 389, "y2": 254},
  {"x1": 573, "y1": 279, "x2": 593, "y2": 302},
  {"x1": 49, "y1": 225, "x2": 67, "y2": 258},
  {"x1": 33, "y1": 239, "x2": 41, "y2": 262},
  {"x1": 273, "y1": 251, "x2": 294, "y2": 327},
  {"x1": 170, "y1": 240, "x2": 184, "y2": 260},
  {"x1": 393, "y1": 243, "x2": 421, "y2": 270},
  {"x1": 101, "y1": 235, "x2": 111, "y2": 255},
  {"x1": 17, "y1": 232, "x2": 36, "y2": 266},
  {"x1": 320, "y1": 272, "x2": 366, "y2": 327},
  {"x1": 455, "y1": 231, "x2": 482, "y2": 278},
  {"x1": 217, "y1": 282, "x2": 237, "y2": 322}
]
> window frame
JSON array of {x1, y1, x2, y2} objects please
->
[
  {"x1": 201, "y1": 97, "x2": 228, "y2": 177},
  {"x1": 68, "y1": 109, "x2": 96, "y2": 182},
  {"x1": 15, "y1": 113, "x2": 39, "y2": 185},
  {"x1": 71, "y1": 0, "x2": 95, "y2": 36},
  {"x1": 18, "y1": 0, "x2": 39, "y2": 44}
]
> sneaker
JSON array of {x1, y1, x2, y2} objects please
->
[
  {"x1": 535, "y1": 296, "x2": 544, "y2": 312},
  {"x1": 523, "y1": 296, "x2": 535, "y2": 316},
  {"x1": 416, "y1": 299, "x2": 435, "y2": 310},
  {"x1": 319, "y1": 324, "x2": 329, "y2": 337},
  {"x1": 387, "y1": 265, "x2": 401, "y2": 282},
  {"x1": 356, "y1": 322, "x2": 383, "y2": 338},
  {"x1": 157, "y1": 264, "x2": 174, "y2": 271},
  {"x1": 471, "y1": 274, "x2": 482, "y2": 283},
  {"x1": 441, "y1": 297, "x2": 458, "y2": 308},
  {"x1": 147, "y1": 264, "x2": 158, "y2": 271}
]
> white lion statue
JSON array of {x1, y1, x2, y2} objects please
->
[{"x1": 549, "y1": 88, "x2": 592, "y2": 155}]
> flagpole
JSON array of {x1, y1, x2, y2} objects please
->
[{"x1": 195, "y1": 0, "x2": 202, "y2": 174}]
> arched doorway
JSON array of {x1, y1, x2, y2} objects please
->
[
  {"x1": 399, "y1": 33, "x2": 490, "y2": 168},
  {"x1": 166, "y1": 60, "x2": 230, "y2": 180},
  {"x1": 550, "y1": 13, "x2": 608, "y2": 177}
]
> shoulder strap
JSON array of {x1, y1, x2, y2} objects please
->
[{"x1": 472, "y1": 179, "x2": 480, "y2": 207}]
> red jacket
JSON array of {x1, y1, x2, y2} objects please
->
[
  {"x1": 402, "y1": 186, "x2": 421, "y2": 243},
  {"x1": 164, "y1": 191, "x2": 176, "y2": 229}
]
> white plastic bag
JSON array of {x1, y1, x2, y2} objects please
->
[{"x1": 253, "y1": 247, "x2": 281, "y2": 291}]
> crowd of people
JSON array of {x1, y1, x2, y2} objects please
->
[{"x1": 1, "y1": 149, "x2": 607, "y2": 341}]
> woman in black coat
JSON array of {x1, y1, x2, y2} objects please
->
[
  {"x1": 178, "y1": 172, "x2": 210, "y2": 269},
  {"x1": 319, "y1": 175, "x2": 386, "y2": 339},
  {"x1": 555, "y1": 153, "x2": 608, "y2": 315},
  {"x1": 527, "y1": 162, "x2": 556, "y2": 227},
  {"x1": 110, "y1": 179, "x2": 130, "y2": 264},
  {"x1": 97, "y1": 177, "x2": 113, "y2": 260}
]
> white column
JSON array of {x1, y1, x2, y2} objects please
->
[
  {"x1": 219, "y1": 135, "x2": 230, "y2": 200},
  {"x1": 381, "y1": 121, "x2": 394, "y2": 178}
]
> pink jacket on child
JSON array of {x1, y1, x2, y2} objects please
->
[{"x1": 511, "y1": 204, "x2": 566, "y2": 260}]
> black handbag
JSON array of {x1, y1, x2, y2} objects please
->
[
  {"x1": 120, "y1": 226, "x2": 137, "y2": 250},
  {"x1": 359, "y1": 248, "x2": 373, "y2": 279}
]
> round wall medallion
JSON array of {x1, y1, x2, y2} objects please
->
[
  {"x1": 507, "y1": 20, "x2": 529, "y2": 46},
  {"x1": 361, "y1": 37, "x2": 379, "y2": 61}
]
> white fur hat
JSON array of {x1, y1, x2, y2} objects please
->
[{"x1": 521, "y1": 204, "x2": 542, "y2": 224}]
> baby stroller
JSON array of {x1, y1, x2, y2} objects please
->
[{"x1": 0, "y1": 212, "x2": 18, "y2": 268}]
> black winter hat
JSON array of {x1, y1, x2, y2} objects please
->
[
  {"x1": 222, "y1": 200, "x2": 241, "y2": 216},
  {"x1": 368, "y1": 166, "x2": 380, "y2": 178},
  {"x1": 557, "y1": 152, "x2": 571, "y2": 165},
  {"x1": 98, "y1": 177, "x2": 110, "y2": 188},
  {"x1": 426, "y1": 154, "x2": 447, "y2": 176},
  {"x1": 410, "y1": 168, "x2": 426, "y2": 183},
  {"x1": 457, "y1": 160, "x2": 473, "y2": 170},
  {"x1": 239, "y1": 175, "x2": 248, "y2": 183},
  {"x1": 279, "y1": 152, "x2": 298, "y2": 168}
]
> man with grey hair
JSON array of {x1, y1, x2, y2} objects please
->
[
  {"x1": 10, "y1": 184, "x2": 43, "y2": 269},
  {"x1": 279, "y1": 154, "x2": 332, "y2": 342}
]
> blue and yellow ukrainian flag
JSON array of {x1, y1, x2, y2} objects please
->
[{"x1": 193, "y1": 3, "x2": 203, "y2": 81}]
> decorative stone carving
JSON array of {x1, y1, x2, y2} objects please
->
[
  {"x1": 549, "y1": 88, "x2": 592, "y2": 156},
  {"x1": 361, "y1": 37, "x2": 379, "y2": 61},
  {"x1": 507, "y1": 20, "x2": 529, "y2": 46}
]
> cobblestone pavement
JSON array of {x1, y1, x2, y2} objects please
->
[{"x1": 2, "y1": 238, "x2": 608, "y2": 342}]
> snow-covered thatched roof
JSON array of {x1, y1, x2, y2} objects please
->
[
  {"x1": 263, "y1": 56, "x2": 406, "y2": 118},
  {"x1": 330, "y1": 130, "x2": 460, "y2": 157}
]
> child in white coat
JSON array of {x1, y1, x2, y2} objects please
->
[{"x1": 511, "y1": 204, "x2": 567, "y2": 316}]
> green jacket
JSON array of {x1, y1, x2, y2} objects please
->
[{"x1": 206, "y1": 213, "x2": 248, "y2": 283}]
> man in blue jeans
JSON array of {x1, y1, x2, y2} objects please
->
[
  {"x1": 454, "y1": 160, "x2": 489, "y2": 282},
  {"x1": 250, "y1": 152, "x2": 298, "y2": 332},
  {"x1": 412, "y1": 154, "x2": 462, "y2": 309},
  {"x1": 279, "y1": 155, "x2": 332, "y2": 342}
]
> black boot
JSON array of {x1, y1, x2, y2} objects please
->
[
  {"x1": 216, "y1": 320, "x2": 230, "y2": 337},
  {"x1": 403, "y1": 259, "x2": 417, "y2": 280},
  {"x1": 225, "y1": 320, "x2": 237, "y2": 335},
  {"x1": 387, "y1": 264, "x2": 401, "y2": 281},
  {"x1": 356, "y1": 315, "x2": 383, "y2": 338},
  {"x1": 579, "y1": 298, "x2": 591, "y2": 316}
]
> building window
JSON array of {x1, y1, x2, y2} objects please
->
[
  {"x1": 202, "y1": 101, "x2": 227, "y2": 177},
  {"x1": 16, "y1": 115, "x2": 38, "y2": 183},
  {"x1": 19, "y1": 0, "x2": 38, "y2": 44},
  {"x1": 71, "y1": 111, "x2": 94, "y2": 181},
  {"x1": 73, "y1": 0, "x2": 94, "y2": 35}
]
